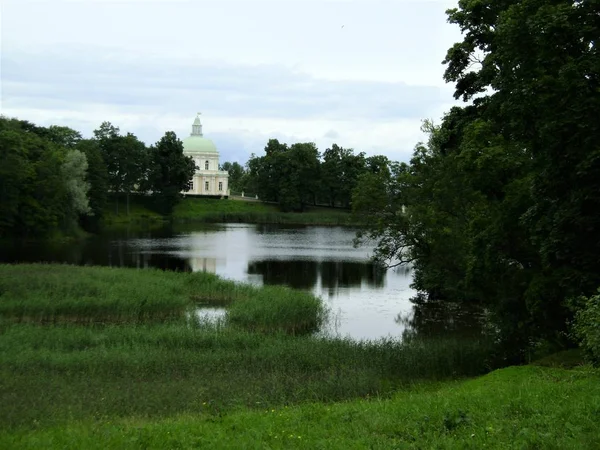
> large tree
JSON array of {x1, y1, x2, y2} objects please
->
[
  {"x1": 443, "y1": 0, "x2": 600, "y2": 339},
  {"x1": 146, "y1": 131, "x2": 196, "y2": 214},
  {"x1": 355, "y1": 0, "x2": 599, "y2": 355},
  {"x1": 93, "y1": 122, "x2": 147, "y2": 215}
]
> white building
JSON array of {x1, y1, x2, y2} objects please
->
[{"x1": 181, "y1": 113, "x2": 229, "y2": 197}]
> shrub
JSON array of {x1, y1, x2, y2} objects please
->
[{"x1": 571, "y1": 289, "x2": 600, "y2": 365}]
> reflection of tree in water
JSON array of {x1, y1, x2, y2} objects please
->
[
  {"x1": 0, "y1": 236, "x2": 192, "y2": 273},
  {"x1": 397, "y1": 293, "x2": 489, "y2": 341},
  {"x1": 320, "y1": 261, "x2": 385, "y2": 289},
  {"x1": 248, "y1": 260, "x2": 319, "y2": 289},
  {"x1": 247, "y1": 260, "x2": 386, "y2": 291}
]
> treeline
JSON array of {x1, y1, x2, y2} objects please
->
[
  {"x1": 353, "y1": 0, "x2": 600, "y2": 361},
  {"x1": 222, "y1": 141, "x2": 391, "y2": 212},
  {"x1": 0, "y1": 118, "x2": 195, "y2": 238}
]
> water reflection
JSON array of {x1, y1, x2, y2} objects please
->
[
  {"x1": 396, "y1": 294, "x2": 488, "y2": 341},
  {"x1": 0, "y1": 223, "x2": 485, "y2": 341}
]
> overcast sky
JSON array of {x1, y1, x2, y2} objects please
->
[{"x1": 1, "y1": 0, "x2": 462, "y2": 164}]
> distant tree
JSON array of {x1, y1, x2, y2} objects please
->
[
  {"x1": 220, "y1": 161, "x2": 246, "y2": 192},
  {"x1": 321, "y1": 144, "x2": 366, "y2": 207},
  {"x1": 93, "y1": 122, "x2": 147, "y2": 215},
  {"x1": 76, "y1": 139, "x2": 108, "y2": 231},
  {"x1": 247, "y1": 139, "x2": 321, "y2": 211},
  {"x1": 0, "y1": 128, "x2": 32, "y2": 235},
  {"x1": 61, "y1": 149, "x2": 91, "y2": 230},
  {"x1": 46, "y1": 125, "x2": 82, "y2": 148},
  {"x1": 0, "y1": 118, "x2": 68, "y2": 237},
  {"x1": 146, "y1": 131, "x2": 196, "y2": 215}
]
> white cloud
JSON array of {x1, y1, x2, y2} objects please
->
[{"x1": 1, "y1": 0, "x2": 463, "y2": 163}]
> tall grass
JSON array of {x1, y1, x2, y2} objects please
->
[
  {"x1": 0, "y1": 264, "x2": 325, "y2": 329},
  {"x1": 227, "y1": 285, "x2": 327, "y2": 335},
  {"x1": 0, "y1": 263, "x2": 498, "y2": 429},
  {"x1": 0, "y1": 322, "x2": 496, "y2": 428}
]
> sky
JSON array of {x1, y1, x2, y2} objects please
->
[{"x1": 1, "y1": 0, "x2": 463, "y2": 164}]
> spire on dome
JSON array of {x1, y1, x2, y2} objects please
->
[{"x1": 191, "y1": 112, "x2": 203, "y2": 136}]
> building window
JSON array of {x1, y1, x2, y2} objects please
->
[
  {"x1": 205, "y1": 161, "x2": 209, "y2": 170},
  {"x1": 205, "y1": 181, "x2": 209, "y2": 191},
  {"x1": 219, "y1": 182, "x2": 223, "y2": 191}
]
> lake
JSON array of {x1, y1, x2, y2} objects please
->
[{"x1": 0, "y1": 223, "x2": 483, "y2": 340}]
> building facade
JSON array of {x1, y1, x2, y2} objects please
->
[{"x1": 181, "y1": 113, "x2": 229, "y2": 197}]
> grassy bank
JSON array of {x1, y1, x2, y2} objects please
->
[
  {"x1": 1, "y1": 365, "x2": 597, "y2": 449},
  {"x1": 102, "y1": 195, "x2": 357, "y2": 226},
  {"x1": 174, "y1": 197, "x2": 357, "y2": 225},
  {"x1": 2, "y1": 264, "x2": 595, "y2": 448},
  {"x1": 1, "y1": 265, "x2": 493, "y2": 426}
]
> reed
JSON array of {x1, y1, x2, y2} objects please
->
[
  {"x1": 0, "y1": 322, "x2": 495, "y2": 428},
  {"x1": 0, "y1": 263, "x2": 497, "y2": 429},
  {"x1": 226, "y1": 285, "x2": 327, "y2": 335}
]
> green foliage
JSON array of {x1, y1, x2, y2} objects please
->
[
  {"x1": 571, "y1": 290, "x2": 600, "y2": 366},
  {"x1": 441, "y1": 0, "x2": 600, "y2": 341},
  {"x1": 76, "y1": 139, "x2": 108, "y2": 231},
  {"x1": 0, "y1": 117, "x2": 86, "y2": 238},
  {"x1": 321, "y1": 144, "x2": 366, "y2": 208},
  {"x1": 354, "y1": 0, "x2": 599, "y2": 358},
  {"x1": 93, "y1": 122, "x2": 148, "y2": 215},
  {"x1": 246, "y1": 139, "x2": 384, "y2": 212},
  {"x1": 220, "y1": 161, "x2": 246, "y2": 192},
  {"x1": 146, "y1": 131, "x2": 196, "y2": 215},
  {"x1": 61, "y1": 149, "x2": 91, "y2": 216}
]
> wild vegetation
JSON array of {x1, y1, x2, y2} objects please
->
[
  {"x1": 0, "y1": 264, "x2": 496, "y2": 431},
  {"x1": 1, "y1": 0, "x2": 599, "y2": 446},
  {"x1": 352, "y1": 0, "x2": 600, "y2": 363}
]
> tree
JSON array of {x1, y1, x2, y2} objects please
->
[
  {"x1": 93, "y1": 122, "x2": 147, "y2": 215},
  {"x1": 76, "y1": 139, "x2": 108, "y2": 231},
  {"x1": 220, "y1": 161, "x2": 246, "y2": 192},
  {"x1": 147, "y1": 131, "x2": 196, "y2": 214},
  {"x1": 321, "y1": 144, "x2": 366, "y2": 207},
  {"x1": 0, "y1": 118, "x2": 69, "y2": 237},
  {"x1": 442, "y1": 0, "x2": 600, "y2": 344},
  {"x1": 61, "y1": 149, "x2": 91, "y2": 229}
]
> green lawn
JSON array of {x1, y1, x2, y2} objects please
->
[
  {"x1": 1, "y1": 365, "x2": 597, "y2": 449},
  {"x1": 173, "y1": 197, "x2": 356, "y2": 225},
  {"x1": 101, "y1": 195, "x2": 357, "y2": 226}
]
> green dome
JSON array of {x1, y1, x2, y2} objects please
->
[
  {"x1": 182, "y1": 113, "x2": 218, "y2": 154},
  {"x1": 182, "y1": 135, "x2": 218, "y2": 154}
]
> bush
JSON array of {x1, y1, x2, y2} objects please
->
[{"x1": 572, "y1": 289, "x2": 600, "y2": 365}]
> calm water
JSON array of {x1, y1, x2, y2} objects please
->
[{"x1": 0, "y1": 223, "x2": 483, "y2": 340}]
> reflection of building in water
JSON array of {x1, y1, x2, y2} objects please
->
[{"x1": 189, "y1": 257, "x2": 217, "y2": 273}]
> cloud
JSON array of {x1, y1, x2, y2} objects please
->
[
  {"x1": 3, "y1": 47, "x2": 448, "y2": 122},
  {"x1": 324, "y1": 130, "x2": 341, "y2": 140},
  {"x1": 1, "y1": 0, "x2": 463, "y2": 163}
]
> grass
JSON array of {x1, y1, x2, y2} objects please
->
[
  {"x1": 227, "y1": 285, "x2": 327, "y2": 334},
  {"x1": 0, "y1": 264, "x2": 496, "y2": 428},
  {"x1": 103, "y1": 196, "x2": 165, "y2": 224},
  {"x1": 1, "y1": 365, "x2": 598, "y2": 449},
  {"x1": 173, "y1": 197, "x2": 358, "y2": 225},
  {"x1": 0, "y1": 264, "x2": 321, "y2": 329},
  {"x1": 2, "y1": 263, "x2": 595, "y2": 448},
  {"x1": 102, "y1": 194, "x2": 358, "y2": 226}
]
